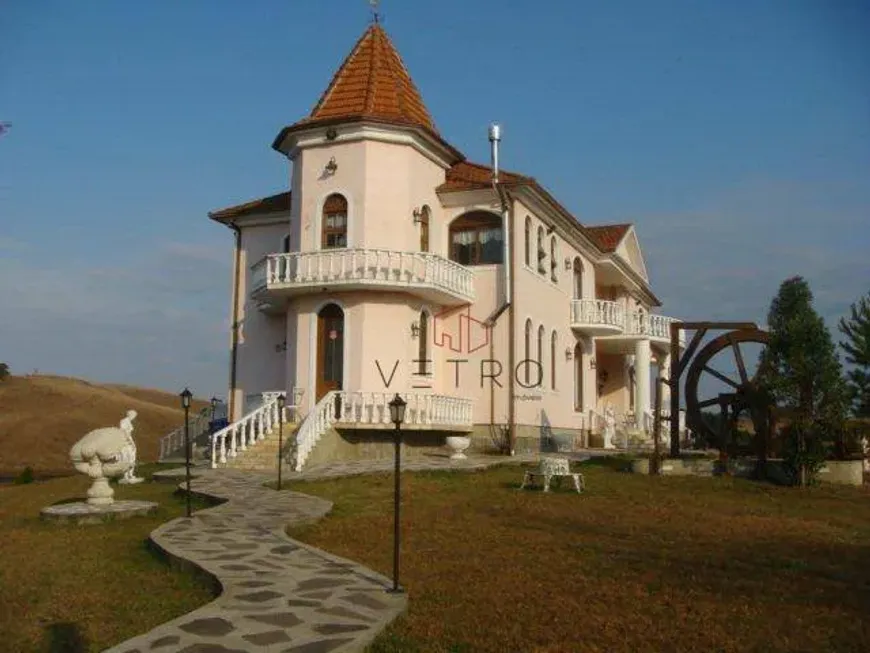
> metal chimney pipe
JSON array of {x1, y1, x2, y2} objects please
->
[{"x1": 489, "y1": 123, "x2": 501, "y2": 183}]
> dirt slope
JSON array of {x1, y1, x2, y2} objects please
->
[{"x1": 0, "y1": 375, "x2": 210, "y2": 476}]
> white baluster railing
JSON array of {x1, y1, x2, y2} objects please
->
[
  {"x1": 158, "y1": 403, "x2": 226, "y2": 461},
  {"x1": 254, "y1": 249, "x2": 475, "y2": 303},
  {"x1": 570, "y1": 299, "x2": 625, "y2": 331},
  {"x1": 210, "y1": 397, "x2": 292, "y2": 469},
  {"x1": 293, "y1": 390, "x2": 474, "y2": 471}
]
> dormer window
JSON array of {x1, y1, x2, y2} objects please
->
[
  {"x1": 449, "y1": 212, "x2": 503, "y2": 266},
  {"x1": 321, "y1": 194, "x2": 348, "y2": 249}
]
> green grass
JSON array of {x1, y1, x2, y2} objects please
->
[
  {"x1": 0, "y1": 463, "x2": 218, "y2": 653},
  {"x1": 282, "y1": 462, "x2": 870, "y2": 653}
]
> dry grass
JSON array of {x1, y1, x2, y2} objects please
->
[
  {"x1": 0, "y1": 464, "x2": 217, "y2": 653},
  {"x1": 285, "y1": 461, "x2": 870, "y2": 653},
  {"x1": 0, "y1": 375, "x2": 209, "y2": 477}
]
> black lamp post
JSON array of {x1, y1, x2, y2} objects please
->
[
  {"x1": 180, "y1": 387, "x2": 193, "y2": 518},
  {"x1": 276, "y1": 393, "x2": 286, "y2": 491},
  {"x1": 387, "y1": 393, "x2": 406, "y2": 594},
  {"x1": 210, "y1": 396, "x2": 219, "y2": 422}
]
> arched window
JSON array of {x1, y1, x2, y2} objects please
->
[
  {"x1": 419, "y1": 206, "x2": 430, "y2": 252},
  {"x1": 550, "y1": 237, "x2": 557, "y2": 282},
  {"x1": 449, "y1": 211, "x2": 503, "y2": 265},
  {"x1": 550, "y1": 330, "x2": 557, "y2": 390},
  {"x1": 524, "y1": 319, "x2": 532, "y2": 385},
  {"x1": 573, "y1": 257, "x2": 584, "y2": 300},
  {"x1": 417, "y1": 310, "x2": 430, "y2": 375},
  {"x1": 524, "y1": 216, "x2": 531, "y2": 266},
  {"x1": 321, "y1": 194, "x2": 348, "y2": 249},
  {"x1": 537, "y1": 226, "x2": 545, "y2": 273},
  {"x1": 281, "y1": 234, "x2": 291, "y2": 254},
  {"x1": 537, "y1": 325, "x2": 545, "y2": 389}
]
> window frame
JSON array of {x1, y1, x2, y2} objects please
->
[{"x1": 449, "y1": 212, "x2": 504, "y2": 266}]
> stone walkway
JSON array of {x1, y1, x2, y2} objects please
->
[
  {"x1": 107, "y1": 468, "x2": 406, "y2": 653},
  {"x1": 108, "y1": 453, "x2": 554, "y2": 653}
]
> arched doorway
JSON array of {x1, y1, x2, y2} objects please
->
[
  {"x1": 316, "y1": 304, "x2": 344, "y2": 400},
  {"x1": 574, "y1": 342, "x2": 584, "y2": 411}
]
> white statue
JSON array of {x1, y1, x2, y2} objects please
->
[
  {"x1": 70, "y1": 413, "x2": 138, "y2": 506},
  {"x1": 603, "y1": 403, "x2": 617, "y2": 449},
  {"x1": 118, "y1": 410, "x2": 144, "y2": 485}
]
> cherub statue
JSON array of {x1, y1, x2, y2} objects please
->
[{"x1": 118, "y1": 409, "x2": 144, "y2": 484}]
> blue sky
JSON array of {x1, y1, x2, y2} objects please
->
[{"x1": 1, "y1": 0, "x2": 868, "y2": 400}]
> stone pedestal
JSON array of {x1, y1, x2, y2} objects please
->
[{"x1": 87, "y1": 476, "x2": 115, "y2": 506}]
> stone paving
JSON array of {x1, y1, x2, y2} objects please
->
[
  {"x1": 109, "y1": 453, "x2": 560, "y2": 653},
  {"x1": 106, "y1": 468, "x2": 407, "y2": 653}
]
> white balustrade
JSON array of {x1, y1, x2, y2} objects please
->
[
  {"x1": 252, "y1": 249, "x2": 475, "y2": 302},
  {"x1": 210, "y1": 397, "x2": 293, "y2": 469},
  {"x1": 570, "y1": 299, "x2": 624, "y2": 330},
  {"x1": 293, "y1": 390, "x2": 474, "y2": 471},
  {"x1": 158, "y1": 404, "x2": 225, "y2": 461}
]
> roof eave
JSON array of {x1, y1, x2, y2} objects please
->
[{"x1": 272, "y1": 116, "x2": 465, "y2": 164}]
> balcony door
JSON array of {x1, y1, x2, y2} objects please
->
[{"x1": 316, "y1": 303, "x2": 344, "y2": 401}]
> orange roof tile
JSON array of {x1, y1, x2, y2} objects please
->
[
  {"x1": 436, "y1": 161, "x2": 531, "y2": 192},
  {"x1": 209, "y1": 191, "x2": 291, "y2": 221},
  {"x1": 584, "y1": 224, "x2": 631, "y2": 252},
  {"x1": 302, "y1": 24, "x2": 435, "y2": 132}
]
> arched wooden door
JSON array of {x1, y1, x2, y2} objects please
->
[{"x1": 316, "y1": 304, "x2": 344, "y2": 401}]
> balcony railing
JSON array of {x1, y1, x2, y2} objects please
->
[
  {"x1": 250, "y1": 249, "x2": 475, "y2": 304},
  {"x1": 570, "y1": 299, "x2": 625, "y2": 334},
  {"x1": 571, "y1": 300, "x2": 681, "y2": 342}
]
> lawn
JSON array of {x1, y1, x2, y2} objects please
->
[
  {"x1": 0, "y1": 464, "x2": 217, "y2": 653},
  {"x1": 284, "y1": 460, "x2": 870, "y2": 653}
]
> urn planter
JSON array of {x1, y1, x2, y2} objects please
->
[{"x1": 445, "y1": 435, "x2": 471, "y2": 460}]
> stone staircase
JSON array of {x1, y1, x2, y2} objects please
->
[{"x1": 222, "y1": 425, "x2": 299, "y2": 471}]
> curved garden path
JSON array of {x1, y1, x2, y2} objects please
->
[{"x1": 106, "y1": 468, "x2": 407, "y2": 653}]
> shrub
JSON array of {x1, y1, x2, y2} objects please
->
[
  {"x1": 0, "y1": 362, "x2": 9, "y2": 382},
  {"x1": 13, "y1": 466, "x2": 34, "y2": 485}
]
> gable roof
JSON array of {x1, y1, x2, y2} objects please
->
[
  {"x1": 584, "y1": 224, "x2": 632, "y2": 253},
  {"x1": 288, "y1": 24, "x2": 436, "y2": 133},
  {"x1": 209, "y1": 191, "x2": 291, "y2": 222},
  {"x1": 436, "y1": 161, "x2": 531, "y2": 192}
]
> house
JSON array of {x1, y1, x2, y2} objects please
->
[{"x1": 207, "y1": 22, "x2": 682, "y2": 470}]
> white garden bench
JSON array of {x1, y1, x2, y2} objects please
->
[{"x1": 521, "y1": 456, "x2": 585, "y2": 493}]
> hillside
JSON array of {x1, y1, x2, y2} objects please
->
[{"x1": 0, "y1": 375, "x2": 211, "y2": 477}]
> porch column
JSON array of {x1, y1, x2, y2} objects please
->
[
  {"x1": 635, "y1": 338, "x2": 651, "y2": 418},
  {"x1": 660, "y1": 353, "x2": 672, "y2": 409}
]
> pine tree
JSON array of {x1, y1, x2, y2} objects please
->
[
  {"x1": 838, "y1": 292, "x2": 870, "y2": 418},
  {"x1": 758, "y1": 277, "x2": 848, "y2": 485}
]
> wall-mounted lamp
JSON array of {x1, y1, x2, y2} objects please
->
[
  {"x1": 324, "y1": 157, "x2": 338, "y2": 175},
  {"x1": 589, "y1": 357, "x2": 596, "y2": 369},
  {"x1": 412, "y1": 207, "x2": 423, "y2": 224},
  {"x1": 564, "y1": 257, "x2": 573, "y2": 270},
  {"x1": 565, "y1": 347, "x2": 573, "y2": 361},
  {"x1": 410, "y1": 321, "x2": 420, "y2": 338},
  {"x1": 275, "y1": 340, "x2": 288, "y2": 353}
]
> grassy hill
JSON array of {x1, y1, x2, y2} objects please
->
[{"x1": 0, "y1": 375, "x2": 210, "y2": 478}]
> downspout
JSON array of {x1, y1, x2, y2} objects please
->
[
  {"x1": 228, "y1": 222, "x2": 242, "y2": 422},
  {"x1": 488, "y1": 123, "x2": 516, "y2": 455}
]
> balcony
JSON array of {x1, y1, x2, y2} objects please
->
[
  {"x1": 571, "y1": 300, "x2": 683, "y2": 350},
  {"x1": 250, "y1": 249, "x2": 475, "y2": 309},
  {"x1": 569, "y1": 300, "x2": 625, "y2": 336}
]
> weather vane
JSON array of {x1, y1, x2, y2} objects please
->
[{"x1": 369, "y1": 0, "x2": 380, "y2": 23}]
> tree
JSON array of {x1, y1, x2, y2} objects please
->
[
  {"x1": 0, "y1": 362, "x2": 8, "y2": 382},
  {"x1": 838, "y1": 291, "x2": 870, "y2": 418},
  {"x1": 757, "y1": 277, "x2": 848, "y2": 486}
]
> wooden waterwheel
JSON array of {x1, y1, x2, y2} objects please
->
[{"x1": 684, "y1": 328, "x2": 775, "y2": 458}]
